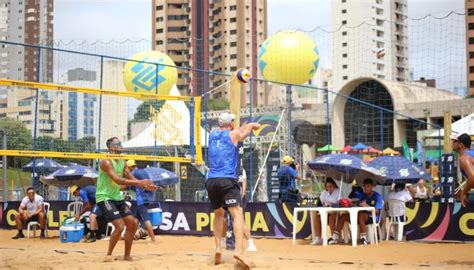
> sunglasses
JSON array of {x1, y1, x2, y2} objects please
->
[{"x1": 111, "y1": 141, "x2": 122, "y2": 147}]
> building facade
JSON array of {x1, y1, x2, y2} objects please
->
[
  {"x1": 466, "y1": 0, "x2": 474, "y2": 97},
  {"x1": 151, "y1": 0, "x2": 268, "y2": 106},
  {"x1": 331, "y1": 0, "x2": 409, "y2": 92}
]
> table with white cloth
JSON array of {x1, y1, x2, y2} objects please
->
[{"x1": 292, "y1": 206, "x2": 377, "y2": 247}]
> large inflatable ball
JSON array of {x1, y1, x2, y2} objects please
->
[
  {"x1": 258, "y1": 32, "x2": 319, "y2": 85},
  {"x1": 123, "y1": 50, "x2": 178, "y2": 96}
]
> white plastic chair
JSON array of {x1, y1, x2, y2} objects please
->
[
  {"x1": 67, "y1": 200, "x2": 83, "y2": 218},
  {"x1": 385, "y1": 199, "x2": 406, "y2": 241},
  {"x1": 27, "y1": 202, "x2": 50, "y2": 238},
  {"x1": 366, "y1": 204, "x2": 384, "y2": 244}
]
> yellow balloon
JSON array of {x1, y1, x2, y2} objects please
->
[
  {"x1": 258, "y1": 32, "x2": 319, "y2": 85},
  {"x1": 123, "y1": 50, "x2": 178, "y2": 97}
]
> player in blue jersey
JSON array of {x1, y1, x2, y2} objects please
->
[{"x1": 206, "y1": 112, "x2": 260, "y2": 269}]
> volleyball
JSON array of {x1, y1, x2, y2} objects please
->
[
  {"x1": 123, "y1": 50, "x2": 178, "y2": 97},
  {"x1": 258, "y1": 31, "x2": 319, "y2": 84},
  {"x1": 236, "y1": 68, "x2": 251, "y2": 83}
]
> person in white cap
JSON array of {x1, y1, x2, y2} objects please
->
[
  {"x1": 451, "y1": 133, "x2": 474, "y2": 206},
  {"x1": 206, "y1": 112, "x2": 260, "y2": 268}
]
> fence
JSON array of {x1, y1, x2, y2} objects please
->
[{"x1": 0, "y1": 21, "x2": 471, "y2": 202}]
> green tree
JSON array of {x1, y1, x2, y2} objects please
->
[
  {"x1": 202, "y1": 98, "x2": 230, "y2": 112},
  {"x1": 0, "y1": 118, "x2": 32, "y2": 168},
  {"x1": 132, "y1": 100, "x2": 165, "y2": 123}
]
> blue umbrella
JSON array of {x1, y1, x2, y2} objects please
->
[
  {"x1": 140, "y1": 167, "x2": 179, "y2": 186},
  {"x1": 22, "y1": 158, "x2": 63, "y2": 174},
  {"x1": 368, "y1": 155, "x2": 432, "y2": 185},
  {"x1": 352, "y1": 143, "x2": 370, "y2": 151},
  {"x1": 40, "y1": 165, "x2": 98, "y2": 187},
  {"x1": 308, "y1": 154, "x2": 386, "y2": 185}
]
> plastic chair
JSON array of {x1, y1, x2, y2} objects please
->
[
  {"x1": 67, "y1": 200, "x2": 83, "y2": 218},
  {"x1": 366, "y1": 203, "x2": 384, "y2": 244},
  {"x1": 27, "y1": 202, "x2": 50, "y2": 238},
  {"x1": 385, "y1": 199, "x2": 406, "y2": 241}
]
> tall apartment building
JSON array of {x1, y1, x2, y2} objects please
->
[
  {"x1": 152, "y1": 0, "x2": 268, "y2": 107},
  {"x1": 331, "y1": 0, "x2": 409, "y2": 91},
  {"x1": 466, "y1": 0, "x2": 474, "y2": 97},
  {"x1": 60, "y1": 68, "x2": 97, "y2": 141},
  {"x1": 0, "y1": 0, "x2": 54, "y2": 137},
  {"x1": 97, "y1": 60, "x2": 129, "y2": 147}
]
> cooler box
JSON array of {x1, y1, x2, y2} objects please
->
[
  {"x1": 60, "y1": 222, "x2": 84, "y2": 243},
  {"x1": 148, "y1": 208, "x2": 163, "y2": 226}
]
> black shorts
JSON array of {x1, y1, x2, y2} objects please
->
[
  {"x1": 97, "y1": 200, "x2": 132, "y2": 223},
  {"x1": 241, "y1": 195, "x2": 247, "y2": 210},
  {"x1": 27, "y1": 214, "x2": 39, "y2": 222},
  {"x1": 132, "y1": 204, "x2": 150, "y2": 222},
  {"x1": 206, "y1": 178, "x2": 241, "y2": 210}
]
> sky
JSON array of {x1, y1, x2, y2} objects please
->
[{"x1": 55, "y1": 0, "x2": 463, "y2": 40}]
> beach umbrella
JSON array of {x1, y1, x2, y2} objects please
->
[
  {"x1": 317, "y1": 144, "x2": 338, "y2": 152},
  {"x1": 352, "y1": 143, "x2": 370, "y2": 151},
  {"x1": 382, "y1": 147, "x2": 400, "y2": 156},
  {"x1": 40, "y1": 165, "x2": 98, "y2": 187},
  {"x1": 363, "y1": 147, "x2": 382, "y2": 155},
  {"x1": 368, "y1": 155, "x2": 432, "y2": 185},
  {"x1": 22, "y1": 158, "x2": 63, "y2": 174},
  {"x1": 308, "y1": 154, "x2": 386, "y2": 185},
  {"x1": 139, "y1": 167, "x2": 179, "y2": 186},
  {"x1": 340, "y1": 145, "x2": 352, "y2": 153}
]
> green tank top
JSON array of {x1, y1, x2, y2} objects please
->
[{"x1": 96, "y1": 159, "x2": 124, "y2": 202}]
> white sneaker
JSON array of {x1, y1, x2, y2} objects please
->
[
  {"x1": 310, "y1": 237, "x2": 323, "y2": 245},
  {"x1": 247, "y1": 239, "x2": 257, "y2": 252}
]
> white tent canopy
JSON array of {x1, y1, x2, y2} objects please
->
[
  {"x1": 427, "y1": 113, "x2": 474, "y2": 138},
  {"x1": 123, "y1": 85, "x2": 207, "y2": 148}
]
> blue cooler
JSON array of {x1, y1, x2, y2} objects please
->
[
  {"x1": 60, "y1": 221, "x2": 84, "y2": 243},
  {"x1": 148, "y1": 203, "x2": 163, "y2": 226}
]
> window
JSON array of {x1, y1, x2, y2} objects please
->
[
  {"x1": 168, "y1": 15, "x2": 187, "y2": 20},
  {"x1": 470, "y1": 37, "x2": 474, "y2": 45},
  {"x1": 230, "y1": 5, "x2": 237, "y2": 11},
  {"x1": 156, "y1": 28, "x2": 163, "y2": 34},
  {"x1": 230, "y1": 42, "x2": 237, "y2": 47},
  {"x1": 230, "y1": 29, "x2": 237, "y2": 35},
  {"x1": 156, "y1": 40, "x2": 163, "y2": 45},
  {"x1": 230, "y1": 17, "x2": 237, "y2": 23},
  {"x1": 470, "y1": 52, "x2": 474, "y2": 59},
  {"x1": 342, "y1": 9, "x2": 346, "y2": 14},
  {"x1": 156, "y1": 5, "x2": 163, "y2": 11},
  {"x1": 469, "y1": 8, "x2": 474, "y2": 16},
  {"x1": 342, "y1": 0, "x2": 346, "y2": 2},
  {"x1": 342, "y1": 65, "x2": 347, "y2": 69},
  {"x1": 168, "y1": 26, "x2": 186, "y2": 32},
  {"x1": 342, "y1": 31, "x2": 347, "y2": 36},
  {"x1": 156, "y1": 17, "x2": 163, "y2": 22},
  {"x1": 342, "y1": 20, "x2": 347, "y2": 25},
  {"x1": 342, "y1": 53, "x2": 347, "y2": 58},
  {"x1": 342, "y1": 76, "x2": 348, "y2": 80},
  {"x1": 470, "y1": 66, "x2": 474, "y2": 73},
  {"x1": 469, "y1": 23, "x2": 474, "y2": 30},
  {"x1": 342, "y1": 42, "x2": 347, "y2": 47},
  {"x1": 230, "y1": 54, "x2": 237, "y2": 59},
  {"x1": 168, "y1": 4, "x2": 182, "y2": 9},
  {"x1": 230, "y1": 66, "x2": 237, "y2": 71},
  {"x1": 470, "y1": 80, "x2": 474, "y2": 88},
  {"x1": 19, "y1": 111, "x2": 31, "y2": 115}
]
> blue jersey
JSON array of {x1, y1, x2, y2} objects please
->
[
  {"x1": 79, "y1": 185, "x2": 96, "y2": 205},
  {"x1": 208, "y1": 129, "x2": 238, "y2": 179},
  {"x1": 359, "y1": 191, "x2": 384, "y2": 222},
  {"x1": 277, "y1": 165, "x2": 297, "y2": 191},
  {"x1": 131, "y1": 168, "x2": 153, "y2": 206}
]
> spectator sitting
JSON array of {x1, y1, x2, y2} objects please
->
[
  {"x1": 310, "y1": 178, "x2": 341, "y2": 245},
  {"x1": 357, "y1": 178, "x2": 384, "y2": 246},
  {"x1": 412, "y1": 179, "x2": 429, "y2": 202},
  {"x1": 386, "y1": 182, "x2": 413, "y2": 239},
  {"x1": 12, "y1": 187, "x2": 46, "y2": 239}
]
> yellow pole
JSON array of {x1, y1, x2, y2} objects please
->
[
  {"x1": 443, "y1": 111, "x2": 452, "y2": 153},
  {"x1": 230, "y1": 74, "x2": 241, "y2": 127}
]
